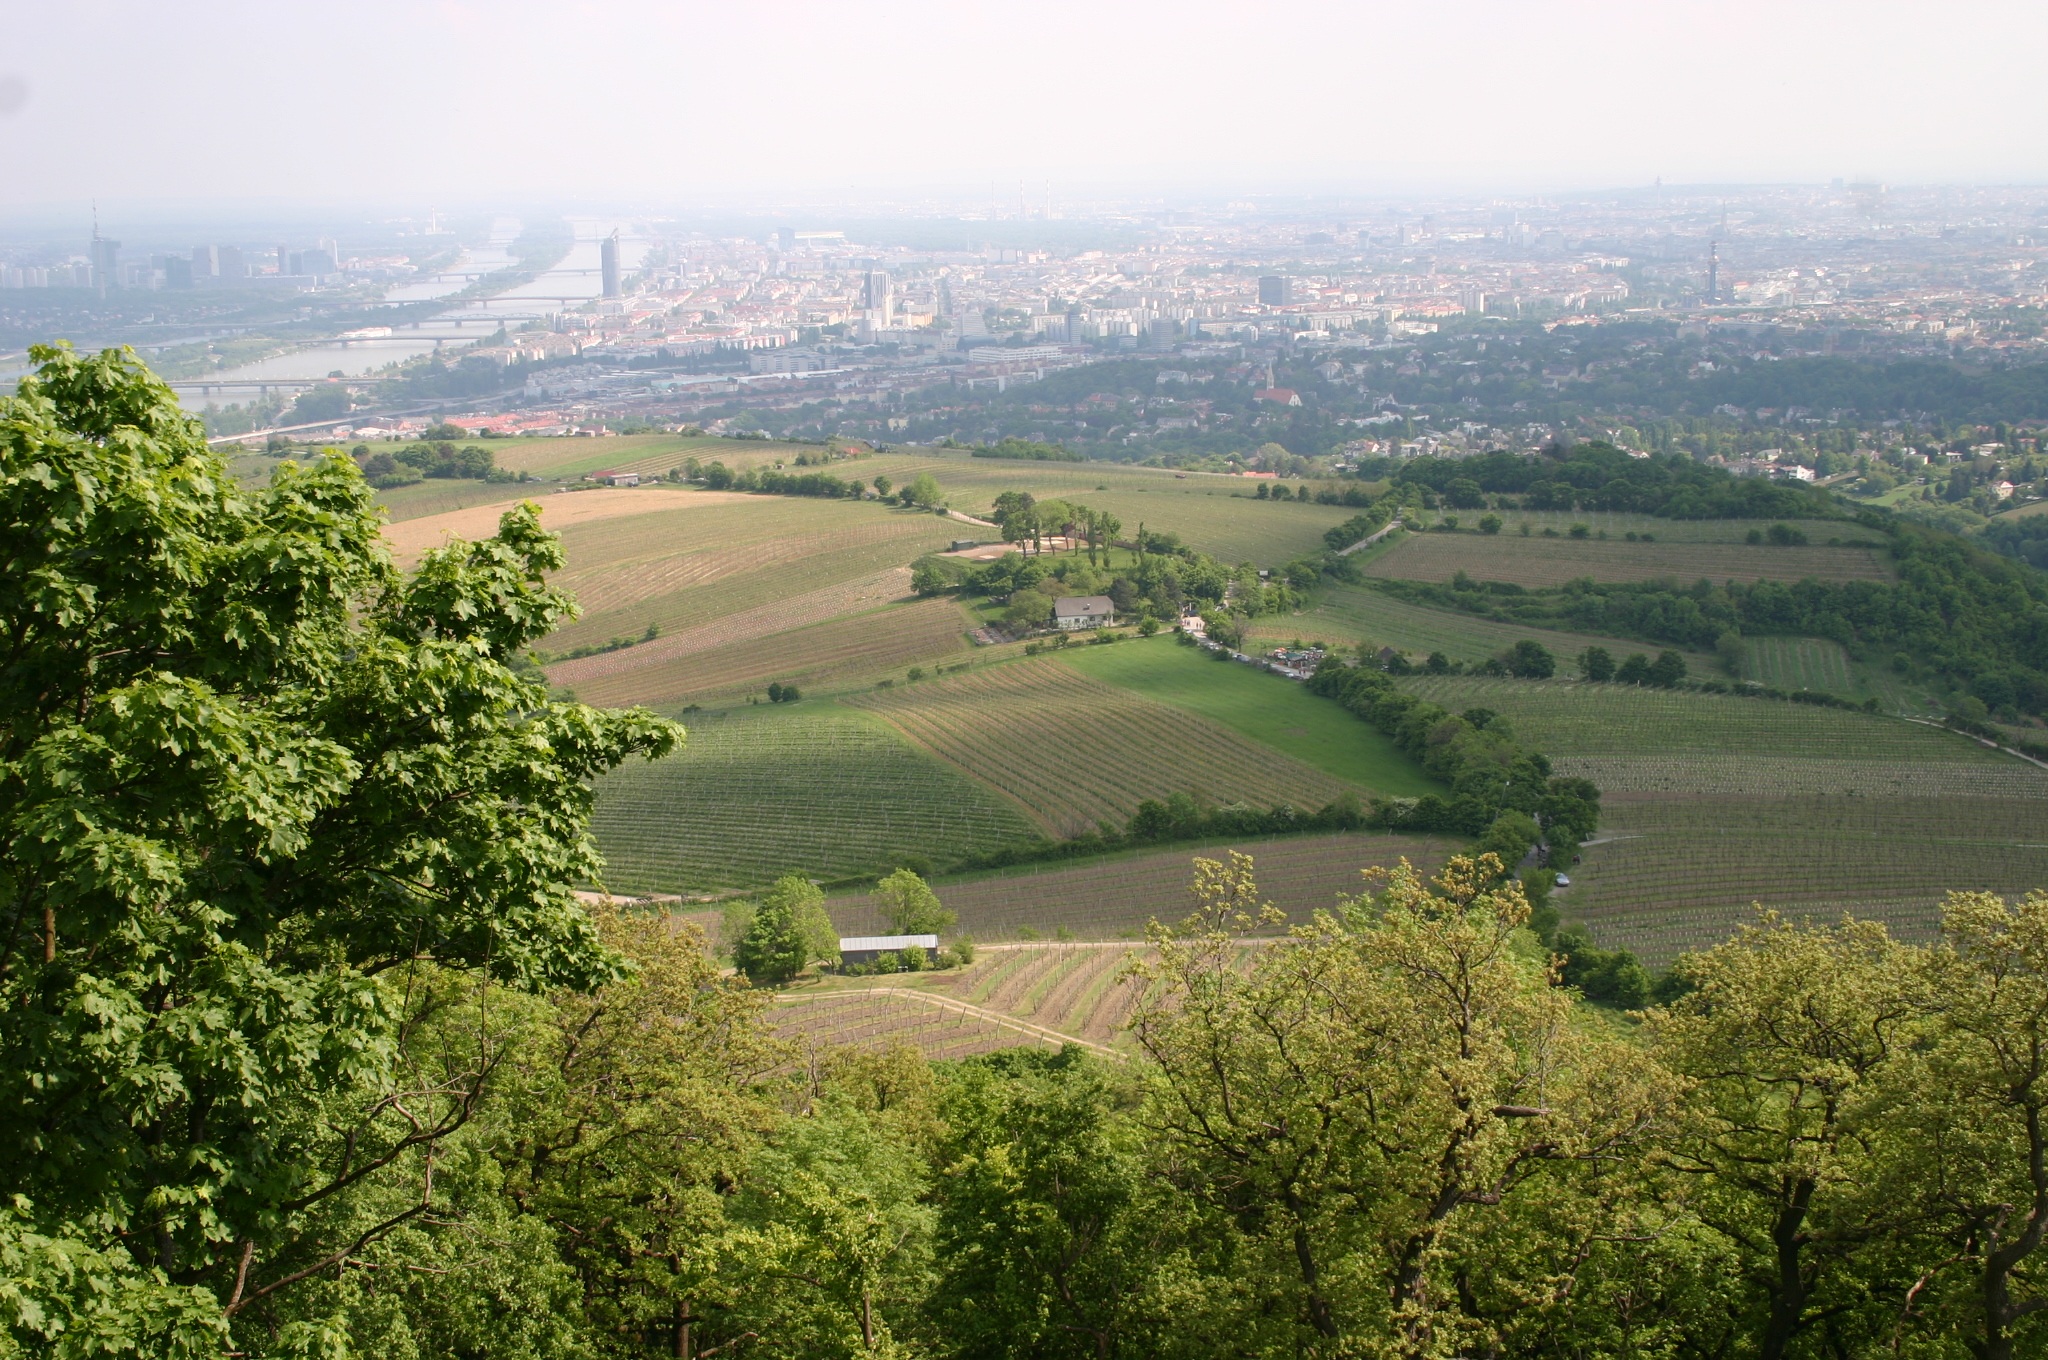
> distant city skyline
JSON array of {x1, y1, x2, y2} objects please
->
[{"x1": 3, "y1": 1, "x2": 2047, "y2": 207}]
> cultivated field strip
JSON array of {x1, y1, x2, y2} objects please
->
[
  {"x1": 1396, "y1": 677, "x2": 2014, "y2": 765},
  {"x1": 549, "y1": 568, "x2": 911, "y2": 685},
  {"x1": 828, "y1": 832, "x2": 1455, "y2": 941},
  {"x1": 1569, "y1": 793, "x2": 2048, "y2": 966},
  {"x1": 1245, "y1": 586, "x2": 1715, "y2": 671},
  {"x1": 844, "y1": 659, "x2": 1359, "y2": 834},
  {"x1": 1551, "y1": 755, "x2": 2048, "y2": 799},
  {"x1": 561, "y1": 597, "x2": 972, "y2": 709},
  {"x1": 1491, "y1": 512, "x2": 1848, "y2": 544},
  {"x1": 559, "y1": 520, "x2": 930, "y2": 617},
  {"x1": 588, "y1": 707, "x2": 1038, "y2": 892},
  {"x1": 1362, "y1": 533, "x2": 1892, "y2": 588}
]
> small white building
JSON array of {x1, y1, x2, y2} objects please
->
[
  {"x1": 1053, "y1": 595, "x2": 1115, "y2": 630},
  {"x1": 587, "y1": 469, "x2": 640, "y2": 487},
  {"x1": 838, "y1": 934, "x2": 939, "y2": 966}
]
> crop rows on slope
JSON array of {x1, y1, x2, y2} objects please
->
[
  {"x1": 813, "y1": 946, "x2": 1157, "y2": 1053},
  {"x1": 1362, "y1": 533, "x2": 1892, "y2": 589},
  {"x1": 1245, "y1": 587, "x2": 1715, "y2": 671},
  {"x1": 587, "y1": 708, "x2": 1038, "y2": 893},
  {"x1": 1550, "y1": 755, "x2": 2048, "y2": 799},
  {"x1": 562, "y1": 597, "x2": 972, "y2": 709},
  {"x1": 1396, "y1": 677, "x2": 2008, "y2": 764},
  {"x1": 551, "y1": 568, "x2": 911, "y2": 684},
  {"x1": 768, "y1": 993, "x2": 1057, "y2": 1062},
  {"x1": 844, "y1": 659, "x2": 1359, "y2": 836},
  {"x1": 827, "y1": 831, "x2": 1456, "y2": 942},
  {"x1": 558, "y1": 517, "x2": 934, "y2": 619},
  {"x1": 1565, "y1": 793, "x2": 2048, "y2": 965},
  {"x1": 1741, "y1": 635, "x2": 1855, "y2": 693}
]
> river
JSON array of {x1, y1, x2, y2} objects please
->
[{"x1": 185, "y1": 216, "x2": 646, "y2": 405}]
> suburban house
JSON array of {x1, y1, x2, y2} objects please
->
[
  {"x1": 1053, "y1": 595, "x2": 1115, "y2": 630},
  {"x1": 586, "y1": 470, "x2": 641, "y2": 487},
  {"x1": 838, "y1": 934, "x2": 940, "y2": 966}
]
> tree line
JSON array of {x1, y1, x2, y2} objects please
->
[{"x1": 1363, "y1": 516, "x2": 2048, "y2": 718}]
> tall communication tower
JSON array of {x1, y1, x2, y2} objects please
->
[{"x1": 1707, "y1": 240, "x2": 1720, "y2": 305}]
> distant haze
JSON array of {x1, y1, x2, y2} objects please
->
[{"x1": 4, "y1": 0, "x2": 2045, "y2": 211}]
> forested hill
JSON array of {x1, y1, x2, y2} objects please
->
[{"x1": 1387, "y1": 440, "x2": 1839, "y2": 519}]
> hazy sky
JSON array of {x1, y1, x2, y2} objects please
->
[{"x1": 5, "y1": 0, "x2": 2045, "y2": 211}]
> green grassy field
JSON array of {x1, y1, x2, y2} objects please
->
[
  {"x1": 587, "y1": 703, "x2": 1038, "y2": 894},
  {"x1": 844, "y1": 654, "x2": 1368, "y2": 836},
  {"x1": 1244, "y1": 584, "x2": 1718, "y2": 675},
  {"x1": 1390, "y1": 676, "x2": 2048, "y2": 964},
  {"x1": 1059, "y1": 635, "x2": 1439, "y2": 796}
]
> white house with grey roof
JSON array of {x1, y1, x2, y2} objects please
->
[
  {"x1": 1052, "y1": 595, "x2": 1115, "y2": 630},
  {"x1": 838, "y1": 934, "x2": 940, "y2": 966}
]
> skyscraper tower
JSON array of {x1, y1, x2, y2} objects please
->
[
  {"x1": 90, "y1": 205, "x2": 119, "y2": 297},
  {"x1": 600, "y1": 230, "x2": 622, "y2": 298},
  {"x1": 1707, "y1": 240, "x2": 1720, "y2": 304},
  {"x1": 862, "y1": 269, "x2": 893, "y2": 323}
]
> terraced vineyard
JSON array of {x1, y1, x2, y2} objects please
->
[
  {"x1": 771, "y1": 945, "x2": 1157, "y2": 1057},
  {"x1": 1394, "y1": 676, "x2": 2048, "y2": 964},
  {"x1": 1362, "y1": 532, "x2": 1892, "y2": 588},
  {"x1": 1571, "y1": 793, "x2": 2048, "y2": 965},
  {"x1": 1244, "y1": 585, "x2": 1716, "y2": 673},
  {"x1": 828, "y1": 832, "x2": 1455, "y2": 941},
  {"x1": 559, "y1": 596, "x2": 973, "y2": 709},
  {"x1": 767, "y1": 990, "x2": 1073, "y2": 1062},
  {"x1": 1736, "y1": 636, "x2": 1933, "y2": 713},
  {"x1": 587, "y1": 706, "x2": 1038, "y2": 893},
  {"x1": 845, "y1": 658, "x2": 1362, "y2": 835}
]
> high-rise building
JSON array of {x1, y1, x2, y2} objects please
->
[
  {"x1": 164, "y1": 255, "x2": 193, "y2": 288},
  {"x1": 600, "y1": 231, "x2": 621, "y2": 298},
  {"x1": 289, "y1": 250, "x2": 336, "y2": 278},
  {"x1": 277, "y1": 244, "x2": 290, "y2": 277},
  {"x1": 217, "y1": 245, "x2": 244, "y2": 279},
  {"x1": 1258, "y1": 276, "x2": 1293, "y2": 307},
  {"x1": 91, "y1": 235, "x2": 121, "y2": 292},
  {"x1": 191, "y1": 245, "x2": 219, "y2": 278},
  {"x1": 862, "y1": 269, "x2": 893, "y2": 323}
]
